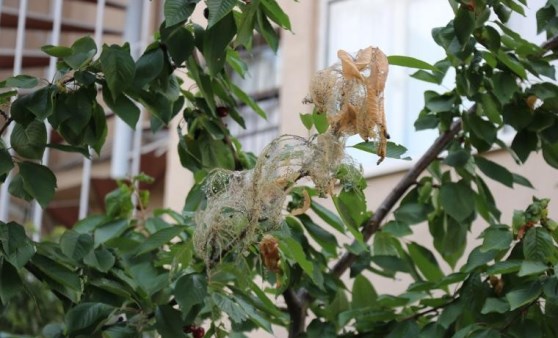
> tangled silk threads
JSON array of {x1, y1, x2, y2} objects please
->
[
  {"x1": 193, "y1": 133, "x2": 352, "y2": 265},
  {"x1": 193, "y1": 46, "x2": 388, "y2": 266}
]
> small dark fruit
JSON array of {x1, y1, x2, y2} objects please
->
[{"x1": 217, "y1": 106, "x2": 229, "y2": 117}]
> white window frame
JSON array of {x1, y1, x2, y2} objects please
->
[{"x1": 317, "y1": 0, "x2": 454, "y2": 177}]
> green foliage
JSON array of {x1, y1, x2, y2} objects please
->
[{"x1": 1, "y1": 0, "x2": 558, "y2": 337}]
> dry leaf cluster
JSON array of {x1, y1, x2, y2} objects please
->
[{"x1": 307, "y1": 46, "x2": 389, "y2": 163}]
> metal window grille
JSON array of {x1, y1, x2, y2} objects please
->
[
  {"x1": 228, "y1": 44, "x2": 281, "y2": 155},
  {"x1": 0, "y1": 0, "x2": 155, "y2": 237}
]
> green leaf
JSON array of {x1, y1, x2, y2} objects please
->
[
  {"x1": 0, "y1": 221, "x2": 35, "y2": 269},
  {"x1": 387, "y1": 55, "x2": 437, "y2": 71},
  {"x1": 480, "y1": 93, "x2": 503, "y2": 125},
  {"x1": 475, "y1": 155, "x2": 514, "y2": 188},
  {"x1": 300, "y1": 113, "x2": 313, "y2": 130},
  {"x1": 407, "y1": 242, "x2": 444, "y2": 282},
  {"x1": 492, "y1": 72, "x2": 518, "y2": 105},
  {"x1": 207, "y1": 0, "x2": 237, "y2": 28},
  {"x1": 100, "y1": 43, "x2": 136, "y2": 99},
  {"x1": 386, "y1": 320, "x2": 420, "y2": 338},
  {"x1": 19, "y1": 161, "x2": 57, "y2": 208},
  {"x1": 65, "y1": 303, "x2": 115, "y2": 335},
  {"x1": 383, "y1": 220, "x2": 412, "y2": 237},
  {"x1": 542, "y1": 141, "x2": 558, "y2": 169},
  {"x1": 523, "y1": 227, "x2": 554, "y2": 262},
  {"x1": 0, "y1": 259, "x2": 23, "y2": 303},
  {"x1": 353, "y1": 141, "x2": 411, "y2": 161},
  {"x1": 236, "y1": 2, "x2": 258, "y2": 49},
  {"x1": 444, "y1": 149, "x2": 470, "y2": 167},
  {"x1": 226, "y1": 49, "x2": 248, "y2": 77},
  {"x1": 486, "y1": 260, "x2": 522, "y2": 275},
  {"x1": 8, "y1": 174, "x2": 33, "y2": 201},
  {"x1": 60, "y1": 230, "x2": 94, "y2": 261},
  {"x1": 64, "y1": 36, "x2": 97, "y2": 69},
  {"x1": 463, "y1": 246, "x2": 498, "y2": 272},
  {"x1": 102, "y1": 325, "x2": 139, "y2": 338},
  {"x1": 164, "y1": 0, "x2": 199, "y2": 26},
  {"x1": 31, "y1": 253, "x2": 81, "y2": 291},
  {"x1": 481, "y1": 227, "x2": 513, "y2": 252},
  {"x1": 204, "y1": 13, "x2": 237, "y2": 75},
  {"x1": 518, "y1": 260, "x2": 549, "y2": 277},
  {"x1": 94, "y1": 219, "x2": 131, "y2": 247},
  {"x1": 496, "y1": 50, "x2": 527, "y2": 79},
  {"x1": 231, "y1": 83, "x2": 267, "y2": 119},
  {"x1": 256, "y1": 8, "x2": 279, "y2": 52},
  {"x1": 502, "y1": 0, "x2": 525, "y2": 16},
  {"x1": 312, "y1": 110, "x2": 329, "y2": 134},
  {"x1": 174, "y1": 273, "x2": 207, "y2": 314},
  {"x1": 394, "y1": 203, "x2": 429, "y2": 225},
  {"x1": 84, "y1": 247, "x2": 115, "y2": 273},
  {"x1": 338, "y1": 307, "x2": 396, "y2": 329},
  {"x1": 543, "y1": 277, "x2": 558, "y2": 299},
  {"x1": 372, "y1": 231, "x2": 399, "y2": 256},
  {"x1": 438, "y1": 301, "x2": 464, "y2": 329},
  {"x1": 279, "y1": 237, "x2": 314, "y2": 278},
  {"x1": 333, "y1": 190, "x2": 366, "y2": 243},
  {"x1": 102, "y1": 86, "x2": 140, "y2": 129},
  {"x1": 297, "y1": 215, "x2": 337, "y2": 256},
  {"x1": 429, "y1": 215, "x2": 467, "y2": 269},
  {"x1": 211, "y1": 293, "x2": 249, "y2": 324},
  {"x1": 11, "y1": 120, "x2": 47, "y2": 159},
  {"x1": 454, "y1": 5, "x2": 475, "y2": 44},
  {"x1": 506, "y1": 282, "x2": 542, "y2": 310},
  {"x1": 41, "y1": 44, "x2": 73, "y2": 57},
  {"x1": 481, "y1": 297, "x2": 510, "y2": 314},
  {"x1": 0, "y1": 148, "x2": 14, "y2": 179},
  {"x1": 306, "y1": 319, "x2": 336, "y2": 338},
  {"x1": 137, "y1": 226, "x2": 185, "y2": 255},
  {"x1": 261, "y1": 0, "x2": 291, "y2": 29},
  {"x1": 5, "y1": 75, "x2": 38, "y2": 88},
  {"x1": 160, "y1": 23, "x2": 194, "y2": 66},
  {"x1": 512, "y1": 173, "x2": 533, "y2": 188},
  {"x1": 352, "y1": 274, "x2": 378, "y2": 310},
  {"x1": 512, "y1": 129, "x2": 537, "y2": 163},
  {"x1": 311, "y1": 201, "x2": 345, "y2": 233},
  {"x1": 439, "y1": 181, "x2": 475, "y2": 222}
]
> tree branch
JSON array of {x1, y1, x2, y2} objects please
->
[{"x1": 283, "y1": 288, "x2": 308, "y2": 337}]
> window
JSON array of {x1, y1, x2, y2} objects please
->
[
  {"x1": 228, "y1": 44, "x2": 281, "y2": 155},
  {"x1": 323, "y1": 0, "x2": 454, "y2": 175}
]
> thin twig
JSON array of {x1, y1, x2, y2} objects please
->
[
  {"x1": 402, "y1": 297, "x2": 459, "y2": 321},
  {"x1": 0, "y1": 117, "x2": 13, "y2": 136}
]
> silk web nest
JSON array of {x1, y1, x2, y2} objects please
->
[{"x1": 193, "y1": 46, "x2": 389, "y2": 266}]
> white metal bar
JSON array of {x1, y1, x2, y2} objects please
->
[
  {"x1": 111, "y1": 2, "x2": 142, "y2": 180},
  {"x1": 0, "y1": 0, "x2": 28, "y2": 222},
  {"x1": 79, "y1": 0, "x2": 106, "y2": 219},
  {"x1": 31, "y1": 0, "x2": 64, "y2": 239},
  {"x1": 13, "y1": 0, "x2": 28, "y2": 75},
  {"x1": 130, "y1": 0, "x2": 150, "y2": 179}
]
